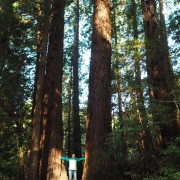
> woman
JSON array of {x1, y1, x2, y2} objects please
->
[{"x1": 60, "y1": 154, "x2": 85, "y2": 180}]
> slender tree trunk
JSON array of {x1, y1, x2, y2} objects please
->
[
  {"x1": 31, "y1": 2, "x2": 42, "y2": 119},
  {"x1": 26, "y1": 1, "x2": 50, "y2": 179},
  {"x1": 40, "y1": 90, "x2": 50, "y2": 180},
  {"x1": 68, "y1": 72, "x2": 73, "y2": 158},
  {"x1": 112, "y1": 0, "x2": 128, "y2": 172},
  {"x1": 38, "y1": 98, "x2": 47, "y2": 180},
  {"x1": 132, "y1": 0, "x2": 154, "y2": 157},
  {"x1": 82, "y1": 0, "x2": 112, "y2": 179},
  {"x1": 72, "y1": 0, "x2": 83, "y2": 179}
]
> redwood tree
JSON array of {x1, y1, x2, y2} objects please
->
[
  {"x1": 26, "y1": 1, "x2": 50, "y2": 179},
  {"x1": 141, "y1": 0, "x2": 180, "y2": 149},
  {"x1": 82, "y1": 0, "x2": 112, "y2": 179},
  {"x1": 40, "y1": 0, "x2": 66, "y2": 179}
]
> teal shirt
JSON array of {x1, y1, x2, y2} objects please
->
[
  {"x1": 60, "y1": 156, "x2": 85, "y2": 170},
  {"x1": 60, "y1": 156, "x2": 85, "y2": 161}
]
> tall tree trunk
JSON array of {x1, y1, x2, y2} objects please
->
[
  {"x1": 72, "y1": 0, "x2": 83, "y2": 179},
  {"x1": 158, "y1": 0, "x2": 180, "y2": 135},
  {"x1": 132, "y1": 0, "x2": 154, "y2": 157},
  {"x1": 68, "y1": 71, "x2": 73, "y2": 158},
  {"x1": 38, "y1": 93, "x2": 48, "y2": 180},
  {"x1": 158, "y1": 0, "x2": 174, "y2": 91},
  {"x1": 42, "y1": 0, "x2": 66, "y2": 179},
  {"x1": 141, "y1": 0, "x2": 180, "y2": 149},
  {"x1": 31, "y1": 2, "x2": 42, "y2": 119},
  {"x1": 26, "y1": 1, "x2": 50, "y2": 179},
  {"x1": 82, "y1": 0, "x2": 112, "y2": 179}
]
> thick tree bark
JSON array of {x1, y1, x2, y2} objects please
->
[
  {"x1": 82, "y1": 0, "x2": 112, "y2": 179},
  {"x1": 141, "y1": 0, "x2": 180, "y2": 149},
  {"x1": 42, "y1": 0, "x2": 66, "y2": 179},
  {"x1": 26, "y1": 1, "x2": 50, "y2": 179}
]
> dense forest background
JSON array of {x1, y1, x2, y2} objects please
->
[{"x1": 0, "y1": 0, "x2": 180, "y2": 179}]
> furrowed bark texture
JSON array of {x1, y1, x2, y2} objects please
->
[{"x1": 82, "y1": 0, "x2": 112, "y2": 179}]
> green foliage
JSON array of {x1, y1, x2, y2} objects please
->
[
  {"x1": 0, "y1": 101, "x2": 31, "y2": 178},
  {"x1": 0, "y1": 0, "x2": 179, "y2": 179},
  {"x1": 159, "y1": 133, "x2": 179, "y2": 177},
  {"x1": 0, "y1": 0, "x2": 35, "y2": 178},
  {"x1": 168, "y1": 10, "x2": 180, "y2": 44}
]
